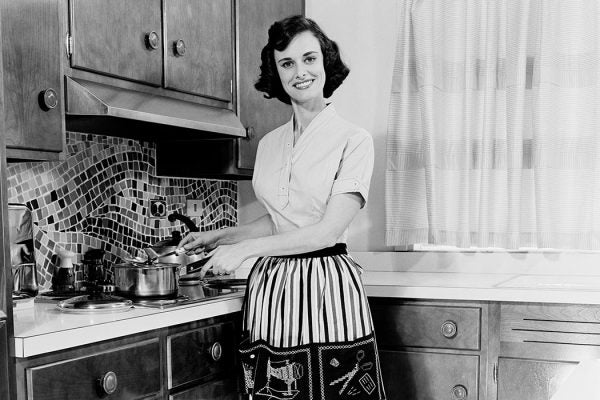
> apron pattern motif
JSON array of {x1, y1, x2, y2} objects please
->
[{"x1": 239, "y1": 333, "x2": 384, "y2": 399}]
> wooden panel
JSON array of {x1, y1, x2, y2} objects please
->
[
  {"x1": 497, "y1": 358, "x2": 576, "y2": 400},
  {"x1": 0, "y1": 322, "x2": 9, "y2": 400},
  {"x1": 501, "y1": 303, "x2": 600, "y2": 345},
  {"x1": 27, "y1": 339, "x2": 160, "y2": 400},
  {"x1": 169, "y1": 378, "x2": 238, "y2": 400},
  {"x1": 1, "y1": 0, "x2": 64, "y2": 154},
  {"x1": 168, "y1": 322, "x2": 235, "y2": 389},
  {"x1": 237, "y1": 0, "x2": 303, "y2": 169},
  {"x1": 371, "y1": 303, "x2": 481, "y2": 350},
  {"x1": 164, "y1": 0, "x2": 233, "y2": 101},
  {"x1": 71, "y1": 0, "x2": 162, "y2": 85},
  {"x1": 379, "y1": 350, "x2": 479, "y2": 400}
]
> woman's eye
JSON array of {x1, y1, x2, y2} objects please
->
[
  {"x1": 304, "y1": 56, "x2": 316, "y2": 64},
  {"x1": 281, "y1": 61, "x2": 293, "y2": 69}
]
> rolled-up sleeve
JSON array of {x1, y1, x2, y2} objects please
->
[{"x1": 331, "y1": 130, "x2": 374, "y2": 208}]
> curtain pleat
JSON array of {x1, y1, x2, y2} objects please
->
[{"x1": 386, "y1": 0, "x2": 600, "y2": 249}]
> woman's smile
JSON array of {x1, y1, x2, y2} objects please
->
[{"x1": 294, "y1": 79, "x2": 315, "y2": 90}]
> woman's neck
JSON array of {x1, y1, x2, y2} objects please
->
[{"x1": 291, "y1": 99, "x2": 327, "y2": 143}]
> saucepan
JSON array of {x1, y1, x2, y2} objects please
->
[{"x1": 113, "y1": 249, "x2": 212, "y2": 297}]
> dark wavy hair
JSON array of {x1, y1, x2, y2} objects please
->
[{"x1": 254, "y1": 15, "x2": 350, "y2": 105}]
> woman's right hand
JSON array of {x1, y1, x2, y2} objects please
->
[{"x1": 176, "y1": 231, "x2": 219, "y2": 255}]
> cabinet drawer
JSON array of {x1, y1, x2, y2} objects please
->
[
  {"x1": 371, "y1": 303, "x2": 481, "y2": 350},
  {"x1": 168, "y1": 322, "x2": 235, "y2": 389},
  {"x1": 169, "y1": 378, "x2": 237, "y2": 400},
  {"x1": 27, "y1": 338, "x2": 160, "y2": 400},
  {"x1": 380, "y1": 350, "x2": 479, "y2": 400}
]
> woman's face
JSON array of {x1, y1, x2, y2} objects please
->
[{"x1": 274, "y1": 31, "x2": 326, "y2": 106}]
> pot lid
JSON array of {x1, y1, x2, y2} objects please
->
[
  {"x1": 57, "y1": 294, "x2": 133, "y2": 313},
  {"x1": 115, "y1": 260, "x2": 181, "y2": 269}
]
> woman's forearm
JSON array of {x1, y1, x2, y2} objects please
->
[{"x1": 214, "y1": 214, "x2": 274, "y2": 245}]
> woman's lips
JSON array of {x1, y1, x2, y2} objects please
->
[{"x1": 294, "y1": 79, "x2": 314, "y2": 89}]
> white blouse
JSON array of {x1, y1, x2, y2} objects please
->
[{"x1": 252, "y1": 104, "x2": 374, "y2": 243}]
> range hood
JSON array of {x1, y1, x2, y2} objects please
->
[{"x1": 64, "y1": 76, "x2": 246, "y2": 140}]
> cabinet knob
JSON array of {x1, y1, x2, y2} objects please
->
[
  {"x1": 145, "y1": 31, "x2": 160, "y2": 50},
  {"x1": 38, "y1": 88, "x2": 58, "y2": 111},
  {"x1": 246, "y1": 126, "x2": 255, "y2": 140},
  {"x1": 209, "y1": 342, "x2": 222, "y2": 361},
  {"x1": 451, "y1": 384, "x2": 468, "y2": 399},
  {"x1": 98, "y1": 371, "x2": 118, "y2": 395},
  {"x1": 173, "y1": 39, "x2": 186, "y2": 57},
  {"x1": 441, "y1": 320, "x2": 458, "y2": 338}
]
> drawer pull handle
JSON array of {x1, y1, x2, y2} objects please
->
[
  {"x1": 38, "y1": 88, "x2": 58, "y2": 111},
  {"x1": 145, "y1": 31, "x2": 160, "y2": 50},
  {"x1": 209, "y1": 342, "x2": 222, "y2": 361},
  {"x1": 452, "y1": 384, "x2": 468, "y2": 399},
  {"x1": 98, "y1": 371, "x2": 118, "y2": 395},
  {"x1": 441, "y1": 320, "x2": 458, "y2": 338},
  {"x1": 173, "y1": 39, "x2": 186, "y2": 57}
]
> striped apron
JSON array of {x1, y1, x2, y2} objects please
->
[{"x1": 239, "y1": 244, "x2": 386, "y2": 399}]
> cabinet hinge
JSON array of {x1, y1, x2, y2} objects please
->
[
  {"x1": 493, "y1": 362, "x2": 498, "y2": 384},
  {"x1": 66, "y1": 34, "x2": 73, "y2": 57}
]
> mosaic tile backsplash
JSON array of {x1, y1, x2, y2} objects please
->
[{"x1": 7, "y1": 132, "x2": 237, "y2": 289}]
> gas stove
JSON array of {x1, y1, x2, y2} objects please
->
[{"x1": 40, "y1": 278, "x2": 246, "y2": 310}]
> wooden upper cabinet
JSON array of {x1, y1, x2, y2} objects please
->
[
  {"x1": 164, "y1": 0, "x2": 233, "y2": 101},
  {"x1": 70, "y1": 0, "x2": 163, "y2": 86},
  {"x1": 1, "y1": 0, "x2": 64, "y2": 159},
  {"x1": 237, "y1": 0, "x2": 304, "y2": 169}
]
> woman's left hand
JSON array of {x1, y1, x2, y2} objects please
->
[{"x1": 200, "y1": 242, "x2": 251, "y2": 277}]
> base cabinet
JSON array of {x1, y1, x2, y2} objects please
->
[
  {"x1": 169, "y1": 378, "x2": 238, "y2": 400},
  {"x1": 496, "y1": 358, "x2": 576, "y2": 400},
  {"x1": 15, "y1": 313, "x2": 241, "y2": 400},
  {"x1": 371, "y1": 299, "x2": 600, "y2": 400},
  {"x1": 380, "y1": 350, "x2": 479, "y2": 400},
  {"x1": 370, "y1": 299, "x2": 490, "y2": 400}
]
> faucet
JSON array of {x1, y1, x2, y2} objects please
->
[{"x1": 167, "y1": 212, "x2": 199, "y2": 232}]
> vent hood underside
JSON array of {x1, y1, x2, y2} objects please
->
[{"x1": 65, "y1": 76, "x2": 246, "y2": 140}]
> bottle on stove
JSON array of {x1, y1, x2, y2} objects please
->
[{"x1": 53, "y1": 248, "x2": 75, "y2": 293}]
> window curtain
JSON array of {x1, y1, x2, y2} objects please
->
[{"x1": 386, "y1": 0, "x2": 600, "y2": 249}]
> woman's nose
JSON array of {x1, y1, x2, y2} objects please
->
[{"x1": 295, "y1": 66, "x2": 307, "y2": 78}]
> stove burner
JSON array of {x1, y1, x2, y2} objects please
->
[{"x1": 131, "y1": 294, "x2": 189, "y2": 308}]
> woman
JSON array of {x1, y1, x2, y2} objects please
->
[{"x1": 178, "y1": 15, "x2": 385, "y2": 399}]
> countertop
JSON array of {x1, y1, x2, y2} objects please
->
[
  {"x1": 13, "y1": 250, "x2": 600, "y2": 358},
  {"x1": 12, "y1": 293, "x2": 244, "y2": 358}
]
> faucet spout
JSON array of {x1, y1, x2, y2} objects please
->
[{"x1": 167, "y1": 212, "x2": 199, "y2": 232}]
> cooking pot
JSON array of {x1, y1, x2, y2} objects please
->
[{"x1": 113, "y1": 258, "x2": 181, "y2": 297}]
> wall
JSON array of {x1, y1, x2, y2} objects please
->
[
  {"x1": 238, "y1": 0, "x2": 399, "y2": 251},
  {"x1": 7, "y1": 133, "x2": 237, "y2": 289}
]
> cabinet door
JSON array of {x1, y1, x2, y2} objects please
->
[
  {"x1": 2, "y1": 0, "x2": 64, "y2": 158},
  {"x1": 164, "y1": 0, "x2": 233, "y2": 101},
  {"x1": 169, "y1": 378, "x2": 238, "y2": 400},
  {"x1": 380, "y1": 350, "x2": 478, "y2": 400},
  {"x1": 237, "y1": 0, "x2": 304, "y2": 169},
  {"x1": 27, "y1": 339, "x2": 161, "y2": 400},
  {"x1": 497, "y1": 358, "x2": 576, "y2": 400},
  {"x1": 168, "y1": 322, "x2": 235, "y2": 389},
  {"x1": 70, "y1": 0, "x2": 162, "y2": 86}
]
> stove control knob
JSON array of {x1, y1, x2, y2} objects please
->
[
  {"x1": 209, "y1": 342, "x2": 222, "y2": 361},
  {"x1": 98, "y1": 371, "x2": 118, "y2": 395}
]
